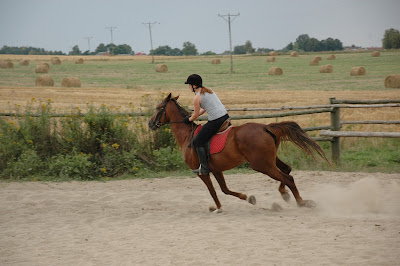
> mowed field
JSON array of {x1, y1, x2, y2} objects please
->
[{"x1": 0, "y1": 51, "x2": 399, "y2": 131}]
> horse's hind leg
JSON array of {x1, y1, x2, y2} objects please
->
[
  {"x1": 252, "y1": 160, "x2": 314, "y2": 207},
  {"x1": 276, "y1": 157, "x2": 291, "y2": 202},
  {"x1": 213, "y1": 171, "x2": 256, "y2": 205},
  {"x1": 198, "y1": 174, "x2": 222, "y2": 213}
]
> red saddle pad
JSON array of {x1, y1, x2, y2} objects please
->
[{"x1": 193, "y1": 125, "x2": 233, "y2": 154}]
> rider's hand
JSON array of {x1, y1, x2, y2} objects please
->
[{"x1": 183, "y1": 117, "x2": 191, "y2": 124}]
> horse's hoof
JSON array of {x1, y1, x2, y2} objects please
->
[
  {"x1": 247, "y1": 195, "x2": 256, "y2": 205},
  {"x1": 281, "y1": 192, "x2": 290, "y2": 202},
  {"x1": 209, "y1": 206, "x2": 222, "y2": 213},
  {"x1": 298, "y1": 200, "x2": 317, "y2": 208},
  {"x1": 271, "y1": 202, "x2": 283, "y2": 212}
]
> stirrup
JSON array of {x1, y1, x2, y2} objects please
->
[{"x1": 192, "y1": 164, "x2": 209, "y2": 175}]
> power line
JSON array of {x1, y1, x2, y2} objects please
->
[
  {"x1": 84, "y1": 37, "x2": 93, "y2": 52},
  {"x1": 143, "y1": 22, "x2": 159, "y2": 63},
  {"x1": 106, "y1": 26, "x2": 117, "y2": 54},
  {"x1": 218, "y1": 13, "x2": 240, "y2": 73}
]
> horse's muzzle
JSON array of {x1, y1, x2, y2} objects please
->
[{"x1": 148, "y1": 120, "x2": 158, "y2": 130}]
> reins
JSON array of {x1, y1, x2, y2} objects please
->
[{"x1": 152, "y1": 98, "x2": 194, "y2": 128}]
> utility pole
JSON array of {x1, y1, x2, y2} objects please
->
[
  {"x1": 106, "y1": 26, "x2": 117, "y2": 54},
  {"x1": 218, "y1": 13, "x2": 240, "y2": 73},
  {"x1": 84, "y1": 37, "x2": 93, "y2": 52},
  {"x1": 143, "y1": 22, "x2": 158, "y2": 63}
]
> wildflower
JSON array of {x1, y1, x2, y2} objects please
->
[
  {"x1": 100, "y1": 168, "x2": 107, "y2": 173},
  {"x1": 101, "y1": 143, "x2": 107, "y2": 148},
  {"x1": 111, "y1": 143, "x2": 120, "y2": 149},
  {"x1": 132, "y1": 167, "x2": 139, "y2": 171},
  {"x1": 26, "y1": 139, "x2": 33, "y2": 144}
]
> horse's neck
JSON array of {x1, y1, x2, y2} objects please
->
[{"x1": 170, "y1": 122, "x2": 193, "y2": 149}]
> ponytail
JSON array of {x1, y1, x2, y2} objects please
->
[{"x1": 200, "y1": 86, "x2": 213, "y2": 94}]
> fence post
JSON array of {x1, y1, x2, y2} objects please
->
[{"x1": 329, "y1": 97, "x2": 341, "y2": 164}]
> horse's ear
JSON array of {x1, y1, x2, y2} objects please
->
[
  {"x1": 173, "y1": 95, "x2": 179, "y2": 101},
  {"x1": 164, "y1": 93, "x2": 172, "y2": 102}
]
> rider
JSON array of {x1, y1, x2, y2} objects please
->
[{"x1": 183, "y1": 74, "x2": 229, "y2": 175}]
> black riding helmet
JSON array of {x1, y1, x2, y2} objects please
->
[{"x1": 185, "y1": 74, "x2": 202, "y2": 88}]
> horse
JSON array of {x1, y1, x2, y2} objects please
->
[{"x1": 148, "y1": 93, "x2": 330, "y2": 213}]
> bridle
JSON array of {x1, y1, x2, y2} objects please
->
[{"x1": 150, "y1": 98, "x2": 190, "y2": 129}]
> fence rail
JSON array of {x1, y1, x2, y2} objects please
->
[{"x1": 1, "y1": 98, "x2": 399, "y2": 164}]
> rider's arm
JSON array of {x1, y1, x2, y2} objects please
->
[{"x1": 189, "y1": 94, "x2": 202, "y2": 122}]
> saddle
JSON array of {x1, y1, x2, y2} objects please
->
[{"x1": 191, "y1": 119, "x2": 233, "y2": 155}]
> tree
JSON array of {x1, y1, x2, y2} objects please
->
[
  {"x1": 233, "y1": 45, "x2": 247, "y2": 54},
  {"x1": 201, "y1": 51, "x2": 216, "y2": 55},
  {"x1": 69, "y1": 45, "x2": 81, "y2": 55},
  {"x1": 295, "y1": 34, "x2": 310, "y2": 51},
  {"x1": 244, "y1": 40, "x2": 255, "y2": 53},
  {"x1": 382, "y1": 28, "x2": 400, "y2": 49},
  {"x1": 94, "y1": 43, "x2": 107, "y2": 54},
  {"x1": 182, "y1": 42, "x2": 198, "y2": 56},
  {"x1": 114, "y1": 44, "x2": 133, "y2": 55}
]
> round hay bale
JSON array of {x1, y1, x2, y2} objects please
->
[
  {"x1": 327, "y1": 55, "x2": 336, "y2": 60},
  {"x1": 74, "y1": 58, "x2": 84, "y2": 64},
  {"x1": 313, "y1": 56, "x2": 322, "y2": 61},
  {"x1": 51, "y1": 57, "x2": 61, "y2": 65},
  {"x1": 211, "y1": 59, "x2": 221, "y2": 64},
  {"x1": 290, "y1": 51, "x2": 298, "y2": 57},
  {"x1": 61, "y1": 77, "x2": 81, "y2": 87},
  {"x1": 350, "y1": 67, "x2": 366, "y2": 76},
  {"x1": 319, "y1": 64, "x2": 333, "y2": 73},
  {"x1": 371, "y1": 51, "x2": 380, "y2": 57},
  {"x1": 309, "y1": 59, "x2": 319, "y2": 66},
  {"x1": 0, "y1": 60, "x2": 14, "y2": 68},
  {"x1": 35, "y1": 75, "x2": 54, "y2": 87},
  {"x1": 384, "y1": 74, "x2": 400, "y2": 88},
  {"x1": 266, "y1": 56, "x2": 276, "y2": 62},
  {"x1": 269, "y1": 51, "x2": 278, "y2": 56},
  {"x1": 35, "y1": 64, "x2": 49, "y2": 73},
  {"x1": 268, "y1": 67, "x2": 283, "y2": 75},
  {"x1": 156, "y1": 64, "x2": 168, "y2": 73},
  {"x1": 19, "y1": 59, "x2": 30, "y2": 66}
]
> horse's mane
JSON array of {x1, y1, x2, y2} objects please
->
[{"x1": 170, "y1": 98, "x2": 191, "y2": 118}]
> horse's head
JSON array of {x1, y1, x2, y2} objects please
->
[{"x1": 148, "y1": 93, "x2": 183, "y2": 130}]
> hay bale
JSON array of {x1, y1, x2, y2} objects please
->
[
  {"x1": 327, "y1": 55, "x2": 336, "y2": 60},
  {"x1": 384, "y1": 74, "x2": 400, "y2": 88},
  {"x1": 350, "y1": 67, "x2": 366, "y2": 76},
  {"x1": 0, "y1": 60, "x2": 14, "y2": 68},
  {"x1": 290, "y1": 51, "x2": 298, "y2": 57},
  {"x1": 309, "y1": 59, "x2": 319, "y2": 66},
  {"x1": 19, "y1": 60, "x2": 30, "y2": 66},
  {"x1": 156, "y1": 64, "x2": 168, "y2": 73},
  {"x1": 35, "y1": 64, "x2": 49, "y2": 73},
  {"x1": 269, "y1": 51, "x2": 278, "y2": 56},
  {"x1": 74, "y1": 58, "x2": 84, "y2": 64},
  {"x1": 51, "y1": 57, "x2": 61, "y2": 65},
  {"x1": 61, "y1": 77, "x2": 81, "y2": 87},
  {"x1": 319, "y1": 64, "x2": 333, "y2": 73},
  {"x1": 266, "y1": 56, "x2": 276, "y2": 62},
  {"x1": 313, "y1": 56, "x2": 322, "y2": 61},
  {"x1": 268, "y1": 67, "x2": 283, "y2": 75},
  {"x1": 211, "y1": 59, "x2": 221, "y2": 64},
  {"x1": 35, "y1": 75, "x2": 54, "y2": 87},
  {"x1": 371, "y1": 51, "x2": 380, "y2": 57}
]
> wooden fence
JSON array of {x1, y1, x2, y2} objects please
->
[{"x1": 1, "y1": 98, "x2": 399, "y2": 164}]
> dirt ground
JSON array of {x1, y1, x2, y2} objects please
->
[{"x1": 1, "y1": 171, "x2": 399, "y2": 265}]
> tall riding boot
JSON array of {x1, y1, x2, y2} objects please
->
[{"x1": 192, "y1": 146, "x2": 209, "y2": 175}]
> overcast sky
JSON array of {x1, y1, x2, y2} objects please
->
[{"x1": 1, "y1": 0, "x2": 399, "y2": 54}]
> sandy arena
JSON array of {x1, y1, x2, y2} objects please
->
[{"x1": 1, "y1": 171, "x2": 399, "y2": 265}]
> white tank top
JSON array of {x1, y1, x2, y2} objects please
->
[{"x1": 197, "y1": 89, "x2": 227, "y2": 121}]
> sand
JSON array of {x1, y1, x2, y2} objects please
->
[{"x1": 1, "y1": 171, "x2": 400, "y2": 265}]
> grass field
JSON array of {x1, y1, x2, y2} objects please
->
[{"x1": 0, "y1": 51, "x2": 399, "y2": 176}]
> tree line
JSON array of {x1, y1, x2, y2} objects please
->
[{"x1": 1, "y1": 28, "x2": 399, "y2": 56}]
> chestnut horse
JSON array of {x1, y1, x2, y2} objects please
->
[{"x1": 149, "y1": 93, "x2": 330, "y2": 212}]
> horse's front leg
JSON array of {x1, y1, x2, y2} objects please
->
[
  {"x1": 198, "y1": 174, "x2": 222, "y2": 213},
  {"x1": 213, "y1": 171, "x2": 256, "y2": 205}
]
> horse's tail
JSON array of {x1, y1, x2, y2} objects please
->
[{"x1": 265, "y1": 121, "x2": 331, "y2": 164}]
